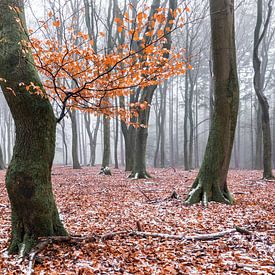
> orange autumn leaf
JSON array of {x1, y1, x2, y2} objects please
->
[{"x1": 52, "y1": 20, "x2": 60, "y2": 27}]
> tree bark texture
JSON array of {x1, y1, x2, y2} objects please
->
[
  {"x1": 0, "y1": 0, "x2": 67, "y2": 255},
  {"x1": 185, "y1": 0, "x2": 239, "y2": 206}
]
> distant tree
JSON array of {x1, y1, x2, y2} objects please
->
[
  {"x1": 0, "y1": 145, "x2": 5, "y2": 169},
  {"x1": 253, "y1": 0, "x2": 274, "y2": 179},
  {"x1": 0, "y1": 0, "x2": 67, "y2": 255},
  {"x1": 185, "y1": 0, "x2": 239, "y2": 206}
]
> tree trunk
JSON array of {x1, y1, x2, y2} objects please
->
[
  {"x1": 129, "y1": 87, "x2": 155, "y2": 179},
  {"x1": 114, "y1": 100, "x2": 119, "y2": 169},
  {"x1": 255, "y1": 105, "x2": 263, "y2": 169},
  {"x1": 69, "y1": 110, "x2": 81, "y2": 169},
  {"x1": 185, "y1": 0, "x2": 239, "y2": 206},
  {"x1": 0, "y1": 0, "x2": 67, "y2": 255},
  {"x1": 0, "y1": 145, "x2": 5, "y2": 169},
  {"x1": 102, "y1": 115, "x2": 110, "y2": 169},
  {"x1": 175, "y1": 77, "x2": 179, "y2": 165},
  {"x1": 130, "y1": 0, "x2": 177, "y2": 178},
  {"x1": 183, "y1": 21, "x2": 190, "y2": 171},
  {"x1": 84, "y1": 113, "x2": 100, "y2": 166},
  {"x1": 252, "y1": 0, "x2": 273, "y2": 179},
  {"x1": 169, "y1": 79, "x2": 174, "y2": 166},
  {"x1": 188, "y1": 71, "x2": 194, "y2": 169},
  {"x1": 60, "y1": 120, "x2": 68, "y2": 165},
  {"x1": 160, "y1": 81, "x2": 167, "y2": 168},
  {"x1": 130, "y1": 112, "x2": 151, "y2": 179}
]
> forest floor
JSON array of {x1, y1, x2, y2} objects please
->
[{"x1": 0, "y1": 167, "x2": 274, "y2": 274}]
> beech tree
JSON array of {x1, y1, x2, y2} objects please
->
[
  {"x1": 0, "y1": 145, "x2": 5, "y2": 169},
  {"x1": 0, "y1": 0, "x2": 67, "y2": 255},
  {"x1": 185, "y1": 0, "x2": 239, "y2": 206},
  {"x1": 253, "y1": 0, "x2": 274, "y2": 179}
]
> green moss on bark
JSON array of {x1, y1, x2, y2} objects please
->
[{"x1": 0, "y1": 0, "x2": 67, "y2": 255}]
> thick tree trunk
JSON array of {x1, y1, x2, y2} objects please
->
[
  {"x1": 0, "y1": 145, "x2": 5, "y2": 169},
  {"x1": 129, "y1": 87, "x2": 155, "y2": 179},
  {"x1": 69, "y1": 110, "x2": 81, "y2": 169},
  {"x1": 185, "y1": 0, "x2": 239, "y2": 206},
  {"x1": 130, "y1": 111, "x2": 151, "y2": 179},
  {"x1": 0, "y1": 0, "x2": 67, "y2": 255}
]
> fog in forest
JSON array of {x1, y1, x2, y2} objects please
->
[{"x1": 0, "y1": 0, "x2": 274, "y2": 171}]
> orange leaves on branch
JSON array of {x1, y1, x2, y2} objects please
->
[{"x1": 28, "y1": 3, "x2": 188, "y2": 123}]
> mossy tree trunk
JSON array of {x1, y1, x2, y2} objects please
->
[
  {"x1": 185, "y1": 0, "x2": 239, "y2": 206},
  {"x1": 0, "y1": 145, "x2": 5, "y2": 169},
  {"x1": 0, "y1": 0, "x2": 67, "y2": 255}
]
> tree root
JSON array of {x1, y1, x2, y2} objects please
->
[
  {"x1": 25, "y1": 226, "x2": 252, "y2": 274},
  {"x1": 185, "y1": 179, "x2": 233, "y2": 206},
  {"x1": 99, "y1": 167, "x2": 112, "y2": 176},
  {"x1": 128, "y1": 171, "x2": 152, "y2": 179}
]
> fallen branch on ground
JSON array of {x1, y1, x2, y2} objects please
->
[
  {"x1": 26, "y1": 226, "x2": 251, "y2": 275},
  {"x1": 130, "y1": 225, "x2": 251, "y2": 241}
]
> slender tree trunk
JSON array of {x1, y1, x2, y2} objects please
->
[
  {"x1": 251, "y1": 93, "x2": 254, "y2": 169},
  {"x1": 0, "y1": 0, "x2": 67, "y2": 255},
  {"x1": 183, "y1": 27, "x2": 190, "y2": 170},
  {"x1": 160, "y1": 81, "x2": 167, "y2": 168},
  {"x1": 114, "y1": 114, "x2": 119, "y2": 169},
  {"x1": 185, "y1": 0, "x2": 239, "y2": 206},
  {"x1": 175, "y1": 77, "x2": 179, "y2": 165},
  {"x1": 188, "y1": 72, "x2": 194, "y2": 169},
  {"x1": 169, "y1": 79, "x2": 174, "y2": 166},
  {"x1": 154, "y1": 87, "x2": 162, "y2": 167},
  {"x1": 194, "y1": 85, "x2": 199, "y2": 167},
  {"x1": 102, "y1": 115, "x2": 110, "y2": 169},
  {"x1": 69, "y1": 110, "x2": 81, "y2": 169},
  {"x1": 61, "y1": 120, "x2": 68, "y2": 165},
  {"x1": 0, "y1": 145, "x2": 5, "y2": 169},
  {"x1": 252, "y1": 0, "x2": 273, "y2": 179},
  {"x1": 255, "y1": 105, "x2": 263, "y2": 169},
  {"x1": 120, "y1": 127, "x2": 125, "y2": 166}
]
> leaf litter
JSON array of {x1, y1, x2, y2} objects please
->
[{"x1": 0, "y1": 167, "x2": 274, "y2": 274}]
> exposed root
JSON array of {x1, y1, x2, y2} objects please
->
[
  {"x1": 99, "y1": 167, "x2": 112, "y2": 176},
  {"x1": 185, "y1": 179, "x2": 234, "y2": 206},
  {"x1": 128, "y1": 171, "x2": 152, "y2": 179}
]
